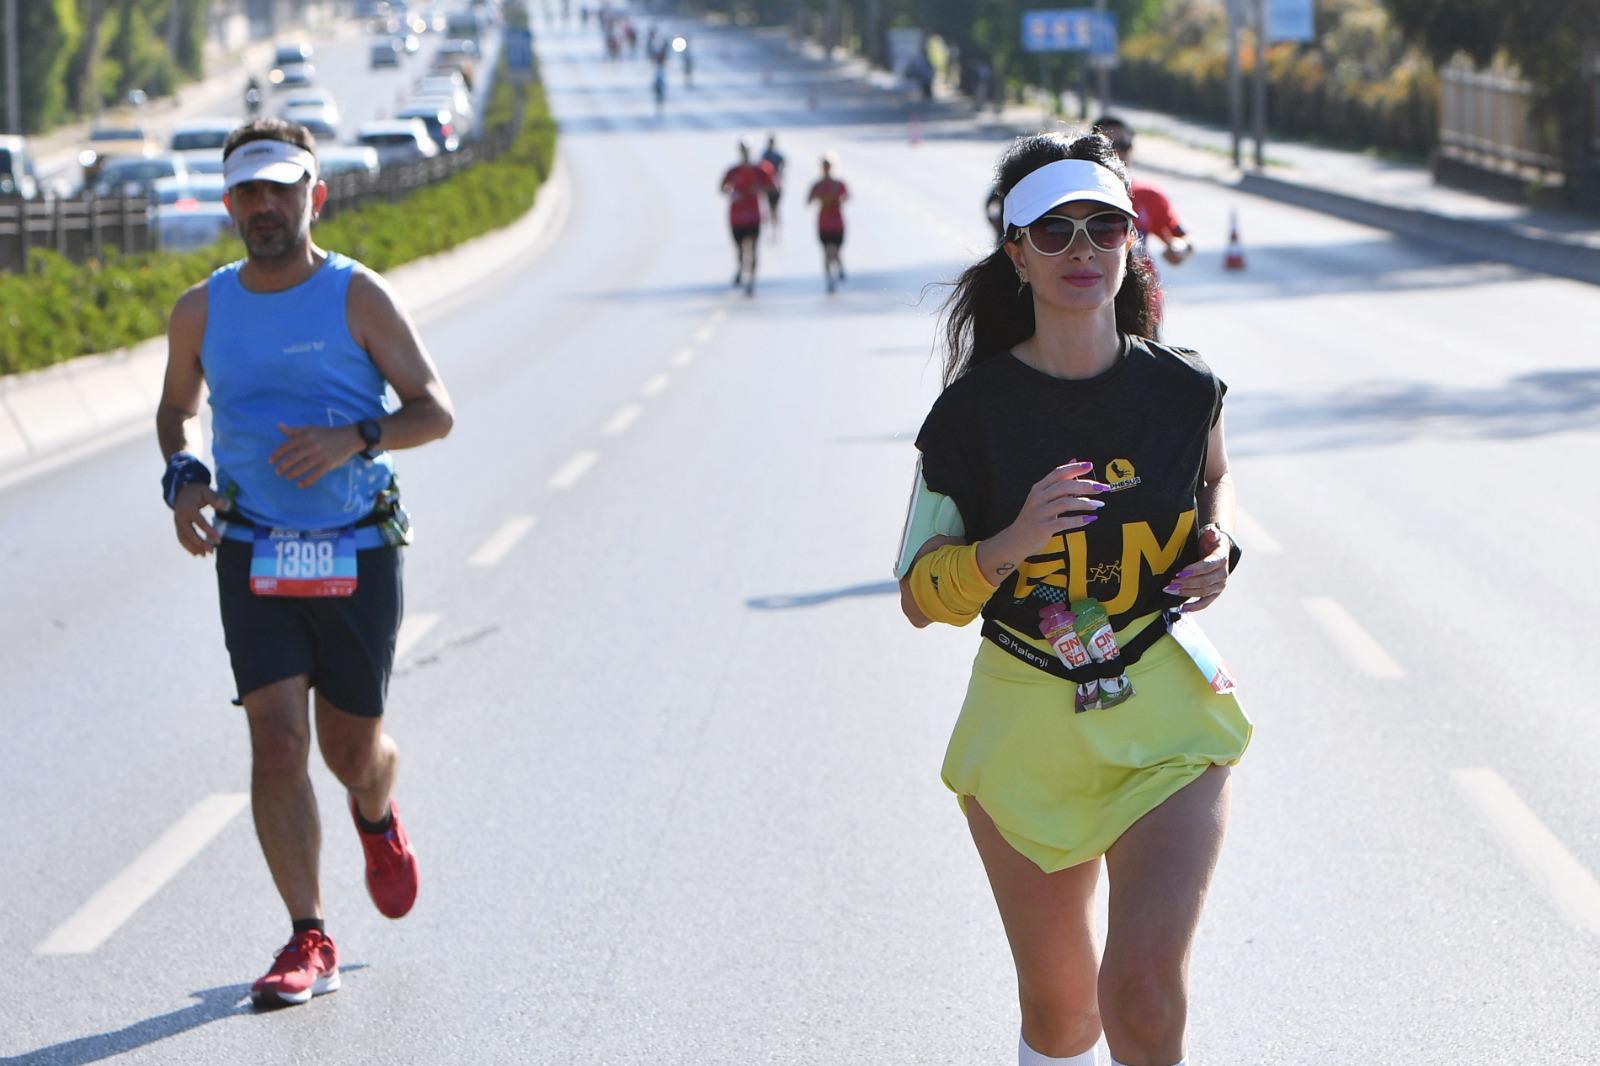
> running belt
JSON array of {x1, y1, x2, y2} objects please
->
[{"x1": 980, "y1": 608, "x2": 1183, "y2": 683}]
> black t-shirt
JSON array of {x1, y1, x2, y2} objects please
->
[{"x1": 915, "y1": 336, "x2": 1224, "y2": 636}]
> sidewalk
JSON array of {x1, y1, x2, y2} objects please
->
[{"x1": 784, "y1": 28, "x2": 1600, "y2": 288}]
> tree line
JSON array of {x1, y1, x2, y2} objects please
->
[{"x1": 0, "y1": 0, "x2": 207, "y2": 134}]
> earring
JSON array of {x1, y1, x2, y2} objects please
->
[{"x1": 1017, "y1": 274, "x2": 1029, "y2": 295}]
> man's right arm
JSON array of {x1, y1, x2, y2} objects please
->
[
  {"x1": 157, "y1": 282, "x2": 208, "y2": 462},
  {"x1": 158, "y1": 282, "x2": 228, "y2": 556}
]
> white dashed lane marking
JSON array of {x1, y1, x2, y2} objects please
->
[
  {"x1": 1453, "y1": 768, "x2": 1600, "y2": 935},
  {"x1": 547, "y1": 449, "x2": 599, "y2": 490},
  {"x1": 395, "y1": 612, "x2": 440, "y2": 661},
  {"x1": 467, "y1": 516, "x2": 537, "y2": 568},
  {"x1": 693, "y1": 324, "x2": 716, "y2": 344},
  {"x1": 1302, "y1": 596, "x2": 1405, "y2": 679},
  {"x1": 36, "y1": 793, "x2": 249, "y2": 955},
  {"x1": 670, "y1": 348, "x2": 696, "y2": 368},
  {"x1": 641, "y1": 374, "x2": 671, "y2": 397},
  {"x1": 603, "y1": 404, "x2": 643, "y2": 436}
]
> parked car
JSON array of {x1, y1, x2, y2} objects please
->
[
  {"x1": 270, "y1": 61, "x2": 316, "y2": 88},
  {"x1": 177, "y1": 151, "x2": 226, "y2": 176},
  {"x1": 168, "y1": 117, "x2": 236, "y2": 177},
  {"x1": 408, "y1": 94, "x2": 474, "y2": 138},
  {"x1": 410, "y1": 79, "x2": 475, "y2": 122},
  {"x1": 355, "y1": 119, "x2": 440, "y2": 167},
  {"x1": 283, "y1": 111, "x2": 339, "y2": 145},
  {"x1": 317, "y1": 145, "x2": 382, "y2": 179},
  {"x1": 272, "y1": 42, "x2": 314, "y2": 67},
  {"x1": 0, "y1": 135, "x2": 40, "y2": 200},
  {"x1": 151, "y1": 201, "x2": 234, "y2": 251},
  {"x1": 150, "y1": 173, "x2": 225, "y2": 207},
  {"x1": 278, "y1": 90, "x2": 340, "y2": 126},
  {"x1": 94, "y1": 154, "x2": 188, "y2": 198},
  {"x1": 78, "y1": 125, "x2": 157, "y2": 182},
  {"x1": 395, "y1": 105, "x2": 461, "y2": 153},
  {"x1": 370, "y1": 39, "x2": 402, "y2": 68}
]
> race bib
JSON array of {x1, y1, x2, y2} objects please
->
[
  {"x1": 1169, "y1": 614, "x2": 1238, "y2": 694},
  {"x1": 250, "y1": 527, "x2": 358, "y2": 597}
]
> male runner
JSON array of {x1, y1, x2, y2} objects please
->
[
  {"x1": 761, "y1": 133, "x2": 786, "y2": 243},
  {"x1": 156, "y1": 118, "x2": 454, "y2": 1009},
  {"x1": 720, "y1": 138, "x2": 774, "y2": 297},
  {"x1": 806, "y1": 152, "x2": 848, "y2": 293}
]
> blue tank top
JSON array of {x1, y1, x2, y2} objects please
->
[{"x1": 201, "y1": 253, "x2": 396, "y2": 539}]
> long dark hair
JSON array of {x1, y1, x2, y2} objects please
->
[{"x1": 940, "y1": 131, "x2": 1158, "y2": 388}]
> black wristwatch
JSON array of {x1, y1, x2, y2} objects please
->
[{"x1": 356, "y1": 418, "x2": 384, "y2": 459}]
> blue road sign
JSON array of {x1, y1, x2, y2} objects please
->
[
  {"x1": 1266, "y1": 0, "x2": 1315, "y2": 43},
  {"x1": 1021, "y1": 9, "x2": 1118, "y2": 56},
  {"x1": 506, "y1": 27, "x2": 535, "y2": 71}
]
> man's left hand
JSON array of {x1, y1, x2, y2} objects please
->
[{"x1": 270, "y1": 422, "x2": 362, "y2": 488}]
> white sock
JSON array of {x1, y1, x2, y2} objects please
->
[
  {"x1": 1110, "y1": 1059, "x2": 1187, "y2": 1066},
  {"x1": 1020, "y1": 1033, "x2": 1098, "y2": 1065}
]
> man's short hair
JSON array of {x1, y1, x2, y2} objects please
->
[{"x1": 223, "y1": 117, "x2": 317, "y2": 162}]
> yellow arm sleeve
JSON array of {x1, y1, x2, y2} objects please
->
[{"x1": 908, "y1": 542, "x2": 997, "y2": 626}]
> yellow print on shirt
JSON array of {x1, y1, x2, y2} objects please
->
[{"x1": 1013, "y1": 510, "x2": 1196, "y2": 611}]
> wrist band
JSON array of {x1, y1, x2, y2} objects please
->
[{"x1": 162, "y1": 452, "x2": 212, "y2": 509}]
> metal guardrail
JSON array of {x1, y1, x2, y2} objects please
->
[
  {"x1": 0, "y1": 196, "x2": 151, "y2": 273},
  {"x1": 0, "y1": 119, "x2": 518, "y2": 272}
]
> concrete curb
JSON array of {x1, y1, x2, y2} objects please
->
[
  {"x1": 0, "y1": 150, "x2": 572, "y2": 490},
  {"x1": 1229, "y1": 171, "x2": 1600, "y2": 287}
]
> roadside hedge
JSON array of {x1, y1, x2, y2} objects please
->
[{"x1": 0, "y1": 67, "x2": 557, "y2": 376}]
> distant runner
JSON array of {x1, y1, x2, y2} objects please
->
[
  {"x1": 1094, "y1": 115, "x2": 1193, "y2": 334},
  {"x1": 720, "y1": 138, "x2": 775, "y2": 297},
  {"x1": 806, "y1": 152, "x2": 848, "y2": 293},
  {"x1": 761, "y1": 133, "x2": 786, "y2": 243}
]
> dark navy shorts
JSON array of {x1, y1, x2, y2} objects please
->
[
  {"x1": 215, "y1": 539, "x2": 404, "y2": 717},
  {"x1": 731, "y1": 223, "x2": 760, "y2": 244}
]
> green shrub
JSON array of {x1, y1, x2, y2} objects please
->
[{"x1": 0, "y1": 70, "x2": 556, "y2": 375}]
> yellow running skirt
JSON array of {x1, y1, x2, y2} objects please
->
[{"x1": 942, "y1": 613, "x2": 1252, "y2": 874}]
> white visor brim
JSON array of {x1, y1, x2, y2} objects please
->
[{"x1": 1002, "y1": 159, "x2": 1134, "y2": 229}]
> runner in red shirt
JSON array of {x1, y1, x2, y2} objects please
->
[
  {"x1": 1094, "y1": 116, "x2": 1193, "y2": 335},
  {"x1": 720, "y1": 138, "x2": 775, "y2": 297},
  {"x1": 806, "y1": 153, "x2": 849, "y2": 294}
]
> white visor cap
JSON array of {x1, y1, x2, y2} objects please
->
[
  {"x1": 223, "y1": 138, "x2": 318, "y2": 190},
  {"x1": 1002, "y1": 158, "x2": 1134, "y2": 230}
]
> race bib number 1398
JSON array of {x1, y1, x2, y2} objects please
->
[{"x1": 250, "y1": 527, "x2": 358, "y2": 597}]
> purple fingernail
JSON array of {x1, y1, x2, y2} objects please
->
[
  {"x1": 1163, "y1": 584, "x2": 1181, "y2": 594},
  {"x1": 1081, "y1": 515, "x2": 1099, "y2": 524},
  {"x1": 1176, "y1": 569, "x2": 1193, "y2": 579},
  {"x1": 1089, "y1": 482, "x2": 1111, "y2": 492}
]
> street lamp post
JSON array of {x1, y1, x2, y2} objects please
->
[
  {"x1": 1227, "y1": 0, "x2": 1242, "y2": 167},
  {"x1": 3, "y1": 0, "x2": 20, "y2": 133}
]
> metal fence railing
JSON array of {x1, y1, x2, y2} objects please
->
[
  {"x1": 0, "y1": 196, "x2": 152, "y2": 273},
  {"x1": 1438, "y1": 59, "x2": 1563, "y2": 179},
  {"x1": 1, "y1": 115, "x2": 519, "y2": 273}
]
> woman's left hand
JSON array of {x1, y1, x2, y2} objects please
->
[{"x1": 1163, "y1": 525, "x2": 1232, "y2": 613}]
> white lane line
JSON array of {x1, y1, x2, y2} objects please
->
[
  {"x1": 547, "y1": 449, "x2": 599, "y2": 490},
  {"x1": 692, "y1": 324, "x2": 715, "y2": 345},
  {"x1": 1453, "y1": 768, "x2": 1600, "y2": 935},
  {"x1": 641, "y1": 373, "x2": 670, "y2": 397},
  {"x1": 709, "y1": 309, "x2": 727, "y2": 325},
  {"x1": 603, "y1": 404, "x2": 643, "y2": 436},
  {"x1": 1302, "y1": 596, "x2": 1405, "y2": 679},
  {"x1": 467, "y1": 516, "x2": 537, "y2": 568},
  {"x1": 36, "y1": 793, "x2": 249, "y2": 955},
  {"x1": 395, "y1": 612, "x2": 440, "y2": 661},
  {"x1": 670, "y1": 347, "x2": 696, "y2": 368},
  {"x1": 1233, "y1": 508, "x2": 1283, "y2": 555}
]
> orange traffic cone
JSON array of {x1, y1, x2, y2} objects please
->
[{"x1": 1223, "y1": 211, "x2": 1247, "y2": 271}]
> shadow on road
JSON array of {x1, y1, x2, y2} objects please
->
[
  {"x1": 5, "y1": 966, "x2": 369, "y2": 1065},
  {"x1": 1228, "y1": 368, "x2": 1600, "y2": 455},
  {"x1": 747, "y1": 580, "x2": 898, "y2": 609}
]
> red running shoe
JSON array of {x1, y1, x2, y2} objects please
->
[
  {"x1": 351, "y1": 796, "x2": 419, "y2": 919},
  {"x1": 251, "y1": 930, "x2": 340, "y2": 1008}
]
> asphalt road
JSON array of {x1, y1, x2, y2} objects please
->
[{"x1": 3, "y1": 7, "x2": 1599, "y2": 1064}]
